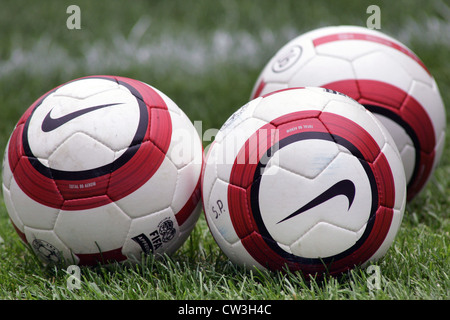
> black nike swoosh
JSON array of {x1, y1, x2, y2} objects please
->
[
  {"x1": 41, "y1": 103, "x2": 123, "y2": 132},
  {"x1": 277, "y1": 179, "x2": 356, "y2": 224}
]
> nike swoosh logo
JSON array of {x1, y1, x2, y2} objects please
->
[
  {"x1": 41, "y1": 103, "x2": 123, "y2": 132},
  {"x1": 277, "y1": 179, "x2": 356, "y2": 224}
]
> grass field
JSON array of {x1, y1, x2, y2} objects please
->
[{"x1": 0, "y1": 0, "x2": 448, "y2": 303}]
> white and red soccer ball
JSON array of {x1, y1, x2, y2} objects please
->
[
  {"x1": 202, "y1": 87, "x2": 406, "y2": 276},
  {"x1": 251, "y1": 25, "x2": 446, "y2": 201},
  {"x1": 2, "y1": 75, "x2": 203, "y2": 266}
]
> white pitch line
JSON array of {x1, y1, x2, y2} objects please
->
[{"x1": 0, "y1": 14, "x2": 448, "y2": 81}]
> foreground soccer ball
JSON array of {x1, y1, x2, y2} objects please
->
[
  {"x1": 2, "y1": 75, "x2": 203, "y2": 266},
  {"x1": 251, "y1": 25, "x2": 446, "y2": 201},
  {"x1": 202, "y1": 87, "x2": 406, "y2": 276}
]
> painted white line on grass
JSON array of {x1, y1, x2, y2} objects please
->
[{"x1": 0, "y1": 14, "x2": 448, "y2": 80}]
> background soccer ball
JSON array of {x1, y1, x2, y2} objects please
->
[
  {"x1": 251, "y1": 25, "x2": 446, "y2": 201},
  {"x1": 2, "y1": 75, "x2": 203, "y2": 266},
  {"x1": 202, "y1": 87, "x2": 406, "y2": 276}
]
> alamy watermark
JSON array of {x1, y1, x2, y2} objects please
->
[
  {"x1": 366, "y1": 265, "x2": 382, "y2": 291},
  {"x1": 65, "y1": 264, "x2": 104, "y2": 296},
  {"x1": 64, "y1": 263, "x2": 384, "y2": 294},
  {"x1": 66, "y1": 5, "x2": 81, "y2": 30},
  {"x1": 366, "y1": 5, "x2": 381, "y2": 29},
  {"x1": 66, "y1": 4, "x2": 381, "y2": 31}
]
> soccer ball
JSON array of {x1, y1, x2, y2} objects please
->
[
  {"x1": 251, "y1": 25, "x2": 446, "y2": 201},
  {"x1": 202, "y1": 87, "x2": 406, "y2": 276},
  {"x1": 2, "y1": 75, "x2": 203, "y2": 266}
]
